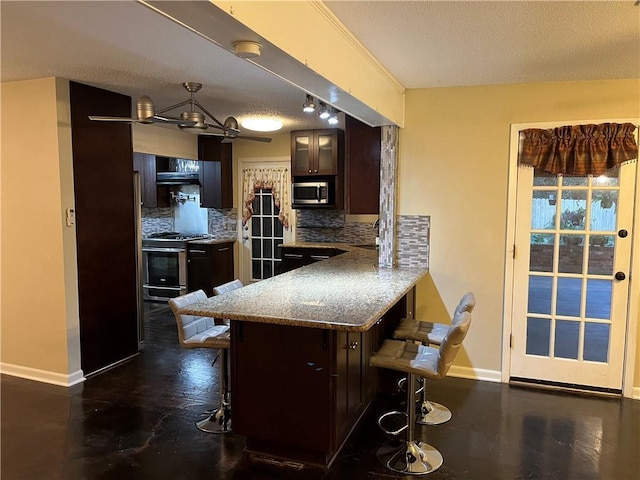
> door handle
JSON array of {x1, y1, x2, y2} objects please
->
[{"x1": 615, "y1": 271, "x2": 626, "y2": 281}]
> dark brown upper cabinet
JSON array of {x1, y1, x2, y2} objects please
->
[
  {"x1": 198, "y1": 136, "x2": 233, "y2": 209},
  {"x1": 132, "y1": 152, "x2": 170, "y2": 208},
  {"x1": 345, "y1": 116, "x2": 381, "y2": 214},
  {"x1": 291, "y1": 129, "x2": 344, "y2": 176}
]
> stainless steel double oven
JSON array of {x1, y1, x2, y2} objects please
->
[{"x1": 142, "y1": 232, "x2": 205, "y2": 301}]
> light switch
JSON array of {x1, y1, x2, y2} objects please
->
[{"x1": 66, "y1": 208, "x2": 75, "y2": 227}]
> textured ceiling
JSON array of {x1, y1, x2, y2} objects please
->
[
  {"x1": 324, "y1": 0, "x2": 640, "y2": 88},
  {"x1": 1, "y1": 1, "x2": 638, "y2": 133}
]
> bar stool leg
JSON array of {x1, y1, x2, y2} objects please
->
[
  {"x1": 377, "y1": 373, "x2": 443, "y2": 475},
  {"x1": 196, "y1": 349, "x2": 232, "y2": 434},
  {"x1": 416, "y1": 377, "x2": 452, "y2": 426}
]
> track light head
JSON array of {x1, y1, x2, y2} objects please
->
[
  {"x1": 328, "y1": 108, "x2": 339, "y2": 125},
  {"x1": 318, "y1": 102, "x2": 330, "y2": 120},
  {"x1": 302, "y1": 94, "x2": 316, "y2": 113}
]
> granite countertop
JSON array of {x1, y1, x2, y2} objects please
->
[
  {"x1": 186, "y1": 237, "x2": 236, "y2": 245},
  {"x1": 179, "y1": 243, "x2": 428, "y2": 332}
]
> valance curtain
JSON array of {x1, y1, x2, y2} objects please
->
[
  {"x1": 518, "y1": 122, "x2": 638, "y2": 176},
  {"x1": 242, "y1": 167, "x2": 290, "y2": 228}
]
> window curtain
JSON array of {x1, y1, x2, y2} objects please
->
[
  {"x1": 519, "y1": 122, "x2": 638, "y2": 176},
  {"x1": 242, "y1": 167, "x2": 290, "y2": 228}
]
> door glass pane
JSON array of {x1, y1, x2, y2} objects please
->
[
  {"x1": 556, "y1": 278, "x2": 581, "y2": 317},
  {"x1": 563, "y1": 177, "x2": 588, "y2": 186},
  {"x1": 592, "y1": 170, "x2": 619, "y2": 186},
  {"x1": 531, "y1": 194, "x2": 556, "y2": 230},
  {"x1": 252, "y1": 194, "x2": 261, "y2": 214},
  {"x1": 526, "y1": 318, "x2": 550, "y2": 356},
  {"x1": 558, "y1": 235, "x2": 584, "y2": 274},
  {"x1": 262, "y1": 217, "x2": 272, "y2": 237},
  {"x1": 251, "y1": 239, "x2": 261, "y2": 257},
  {"x1": 528, "y1": 276, "x2": 552, "y2": 315},
  {"x1": 533, "y1": 176, "x2": 557, "y2": 187},
  {"x1": 588, "y1": 235, "x2": 614, "y2": 275},
  {"x1": 263, "y1": 239, "x2": 272, "y2": 258},
  {"x1": 559, "y1": 191, "x2": 586, "y2": 230},
  {"x1": 583, "y1": 323, "x2": 609, "y2": 363},
  {"x1": 590, "y1": 190, "x2": 617, "y2": 231},
  {"x1": 251, "y1": 216, "x2": 261, "y2": 235},
  {"x1": 554, "y1": 320, "x2": 580, "y2": 359},
  {"x1": 530, "y1": 234, "x2": 554, "y2": 272},
  {"x1": 252, "y1": 260, "x2": 261, "y2": 279},
  {"x1": 262, "y1": 194, "x2": 272, "y2": 215},
  {"x1": 585, "y1": 279, "x2": 612, "y2": 319}
]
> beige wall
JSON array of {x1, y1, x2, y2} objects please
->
[
  {"x1": 1, "y1": 78, "x2": 80, "y2": 381},
  {"x1": 401, "y1": 79, "x2": 639, "y2": 386}
]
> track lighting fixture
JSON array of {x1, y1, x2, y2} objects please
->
[
  {"x1": 302, "y1": 94, "x2": 316, "y2": 113},
  {"x1": 318, "y1": 102, "x2": 330, "y2": 120}
]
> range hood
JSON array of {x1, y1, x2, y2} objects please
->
[{"x1": 156, "y1": 171, "x2": 200, "y2": 185}]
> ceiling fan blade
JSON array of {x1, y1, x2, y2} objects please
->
[
  {"x1": 88, "y1": 115, "x2": 141, "y2": 123},
  {"x1": 236, "y1": 135, "x2": 272, "y2": 143},
  {"x1": 152, "y1": 115, "x2": 197, "y2": 127}
]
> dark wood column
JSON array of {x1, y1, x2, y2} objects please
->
[{"x1": 69, "y1": 81, "x2": 138, "y2": 375}]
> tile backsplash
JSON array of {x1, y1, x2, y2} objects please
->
[
  {"x1": 141, "y1": 207, "x2": 173, "y2": 236},
  {"x1": 295, "y1": 209, "x2": 430, "y2": 268},
  {"x1": 141, "y1": 206, "x2": 237, "y2": 240}
]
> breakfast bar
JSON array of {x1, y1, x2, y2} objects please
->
[{"x1": 179, "y1": 245, "x2": 428, "y2": 467}]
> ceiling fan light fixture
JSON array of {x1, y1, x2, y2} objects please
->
[
  {"x1": 302, "y1": 94, "x2": 316, "y2": 113},
  {"x1": 232, "y1": 40, "x2": 262, "y2": 59},
  {"x1": 241, "y1": 117, "x2": 283, "y2": 132},
  {"x1": 318, "y1": 102, "x2": 330, "y2": 120}
]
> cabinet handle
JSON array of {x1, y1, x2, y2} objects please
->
[
  {"x1": 348, "y1": 341, "x2": 359, "y2": 350},
  {"x1": 217, "y1": 247, "x2": 230, "y2": 252},
  {"x1": 189, "y1": 249, "x2": 207, "y2": 253},
  {"x1": 314, "y1": 169, "x2": 318, "y2": 173},
  {"x1": 308, "y1": 169, "x2": 312, "y2": 173},
  {"x1": 284, "y1": 253, "x2": 304, "y2": 259},
  {"x1": 310, "y1": 255, "x2": 330, "y2": 260}
]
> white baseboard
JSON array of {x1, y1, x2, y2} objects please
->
[
  {"x1": 0, "y1": 362, "x2": 85, "y2": 387},
  {"x1": 447, "y1": 365, "x2": 502, "y2": 383},
  {"x1": 633, "y1": 387, "x2": 640, "y2": 400}
]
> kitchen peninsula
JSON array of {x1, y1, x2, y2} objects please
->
[{"x1": 179, "y1": 245, "x2": 428, "y2": 468}]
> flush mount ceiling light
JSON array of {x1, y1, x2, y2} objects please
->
[
  {"x1": 232, "y1": 40, "x2": 262, "y2": 59},
  {"x1": 241, "y1": 117, "x2": 283, "y2": 132},
  {"x1": 318, "y1": 102, "x2": 330, "y2": 120},
  {"x1": 302, "y1": 94, "x2": 316, "y2": 113}
]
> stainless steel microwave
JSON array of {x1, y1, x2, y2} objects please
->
[{"x1": 292, "y1": 181, "x2": 334, "y2": 206}]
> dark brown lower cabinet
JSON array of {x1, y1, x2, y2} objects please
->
[
  {"x1": 230, "y1": 294, "x2": 408, "y2": 468},
  {"x1": 186, "y1": 241, "x2": 234, "y2": 295}
]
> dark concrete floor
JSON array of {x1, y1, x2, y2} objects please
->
[{"x1": 2, "y1": 304, "x2": 638, "y2": 479}]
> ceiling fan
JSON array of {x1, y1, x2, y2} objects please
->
[{"x1": 89, "y1": 82, "x2": 272, "y2": 143}]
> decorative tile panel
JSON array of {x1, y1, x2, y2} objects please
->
[
  {"x1": 379, "y1": 125, "x2": 399, "y2": 267},
  {"x1": 396, "y1": 215, "x2": 430, "y2": 268}
]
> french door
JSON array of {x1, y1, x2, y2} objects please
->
[
  {"x1": 511, "y1": 162, "x2": 636, "y2": 390},
  {"x1": 237, "y1": 160, "x2": 294, "y2": 284}
]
